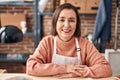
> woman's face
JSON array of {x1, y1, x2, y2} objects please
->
[{"x1": 56, "y1": 9, "x2": 77, "y2": 42}]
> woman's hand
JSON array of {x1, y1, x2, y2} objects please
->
[
  {"x1": 73, "y1": 65, "x2": 90, "y2": 77},
  {"x1": 66, "y1": 63, "x2": 75, "y2": 73},
  {"x1": 54, "y1": 64, "x2": 90, "y2": 78}
]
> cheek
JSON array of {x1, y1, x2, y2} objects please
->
[
  {"x1": 57, "y1": 22, "x2": 63, "y2": 26},
  {"x1": 56, "y1": 25, "x2": 61, "y2": 33},
  {"x1": 56, "y1": 22, "x2": 62, "y2": 30},
  {"x1": 71, "y1": 24, "x2": 76, "y2": 30}
]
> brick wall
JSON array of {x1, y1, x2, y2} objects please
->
[{"x1": 0, "y1": 0, "x2": 119, "y2": 54}]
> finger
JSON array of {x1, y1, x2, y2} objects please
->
[
  {"x1": 72, "y1": 71, "x2": 82, "y2": 76},
  {"x1": 75, "y1": 68, "x2": 84, "y2": 71},
  {"x1": 76, "y1": 65, "x2": 86, "y2": 68},
  {"x1": 74, "y1": 66, "x2": 85, "y2": 71},
  {"x1": 74, "y1": 65, "x2": 87, "y2": 70}
]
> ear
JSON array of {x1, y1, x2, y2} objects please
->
[{"x1": 0, "y1": 27, "x2": 6, "y2": 43}]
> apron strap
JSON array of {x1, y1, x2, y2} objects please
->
[
  {"x1": 53, "y1": 36, "x2": 57, "y2": 55},
  {"x1": 75, "y1": 38, "x2": 82, "y2": 64}
]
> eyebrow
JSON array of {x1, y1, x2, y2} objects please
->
[
  {"x1": 69, "y1": 17, "x2": 76, "y2": 20},
  {"x1": 59, "y1": 17, "x2": 76, "y2": 19}
]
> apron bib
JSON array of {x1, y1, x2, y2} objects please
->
[{"x1": 52, "y1": 36, "x2": 81, "y2": 65}]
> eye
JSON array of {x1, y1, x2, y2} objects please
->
[
  {"x1": 69, "y1": 19, "x2": 75, "y2": 22},
  {"x1": 58, "y1": 19, "x2": 65, "y2": 22}
]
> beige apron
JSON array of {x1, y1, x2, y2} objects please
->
[{"x1": 52, "y1": 36, "x2": 81, "y2": 65}]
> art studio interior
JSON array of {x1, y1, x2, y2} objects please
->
[{"x1": 0, "y1": 0, "x2": 120, "y2": 80}]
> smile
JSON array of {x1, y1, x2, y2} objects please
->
[{"x1": 62, "y1": 29, "x2": 71, "y2": 33}]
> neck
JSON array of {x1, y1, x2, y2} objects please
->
[{"x1": 58, "y1": 36, "x2": 73, "y2": 42}]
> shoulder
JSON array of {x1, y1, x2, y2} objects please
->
[
  {"x1": 77, "y1": 37, "x2": 99, "y2": 54},
  {"x1": 42, "y1": 35, "x2": 54, "y2": 41},
  {"x1": 40, "y1": 35, "x2": 54, "y2": 45},
  {"x1": 77, "y1": 37, "x2": 94, "y2": 48},
  {"x1": 77, "y1": 37, "x2": 90, "y2": 44}
]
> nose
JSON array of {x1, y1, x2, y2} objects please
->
[{"x1": 64, "y1": 20, "x2": 70, "y2": 27}]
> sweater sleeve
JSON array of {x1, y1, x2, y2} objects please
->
[
  {"x1": 80, "y1": 40, "x2": 112, "y2": 78},
  {"x1": 26, "y1": 36, "x2": 67, "y2": 76}
]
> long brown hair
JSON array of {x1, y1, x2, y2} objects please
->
[{"x1": 52, "y1": 3, "x2": 81, "y2": 37}]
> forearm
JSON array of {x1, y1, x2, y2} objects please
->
[
  {"x1": 26, "y1": 61, "x2": 67, "y2": 76},
  {"x1": 88, "y1": 63, "x2": 112, "y2": 78},
  {"x1": 72, "y1": 64, "x2": 112, "y2": 78}
]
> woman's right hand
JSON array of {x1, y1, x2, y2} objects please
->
[{"x1": 66, "y1": 63, "x2": 75, "y2": 73}]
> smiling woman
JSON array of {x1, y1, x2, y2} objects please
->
[
  {"x1": 26, "y1": 3, "x2": 112, "y2": 78},
  {"x1": 0, "y1": 25, "x2": 23, "y2": 43}
]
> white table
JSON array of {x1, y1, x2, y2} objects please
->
[{"x1": 0, "y1": 73, "x2": 116, "y2": 80}]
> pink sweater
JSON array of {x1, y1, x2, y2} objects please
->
[{"x1": 26, "y1": 35, "x2": 112, "y2": 78}]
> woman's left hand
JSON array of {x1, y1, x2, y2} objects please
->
[{"x1": 72, "y1": 65, "x2": 90, "y2": 77}]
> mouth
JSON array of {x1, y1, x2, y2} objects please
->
[{"x1": 62, "y1": 29, "x2": 71, "y2": 33}]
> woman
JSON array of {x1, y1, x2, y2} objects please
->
[{"x1": 26, "y1": 3, "x2": 112, "y2": 78}]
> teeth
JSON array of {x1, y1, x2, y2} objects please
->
[{"x1": 63, "y1": 29, "x2": 70, "y2": 33}]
